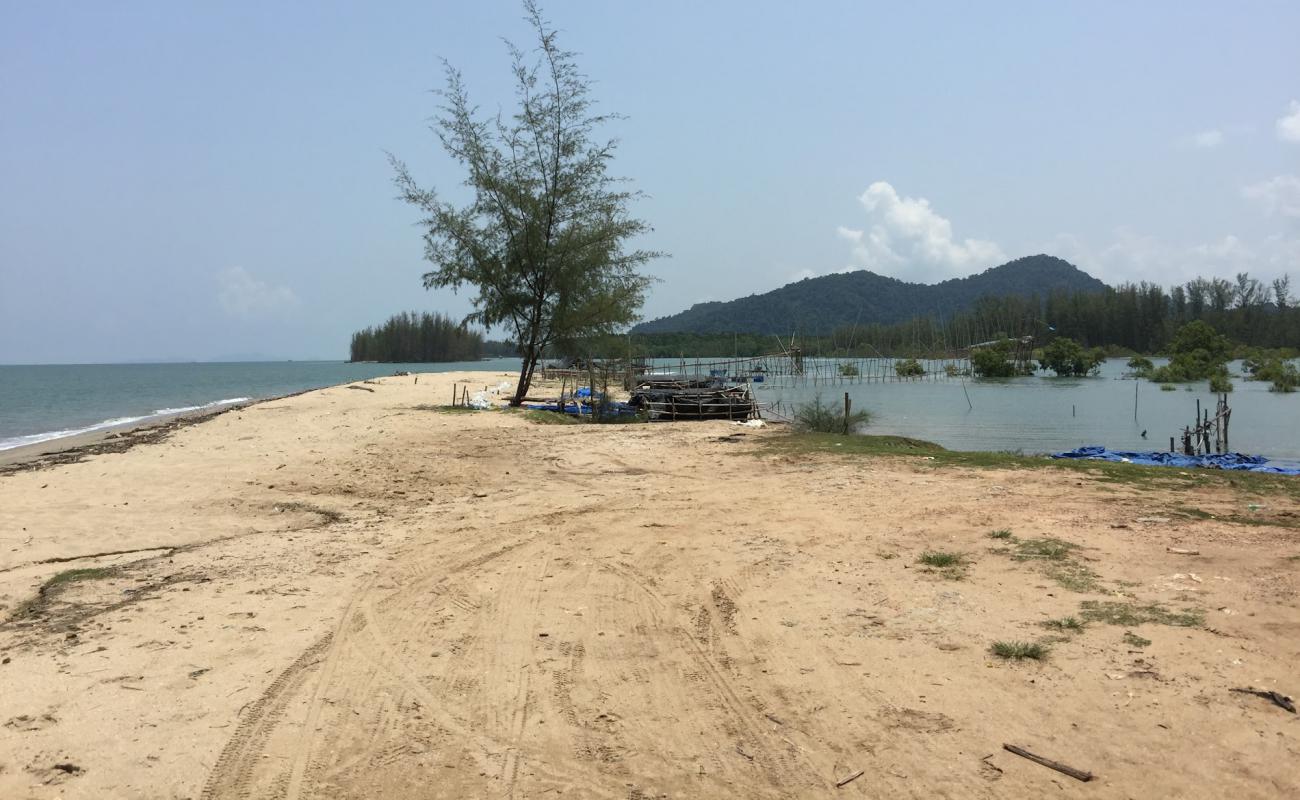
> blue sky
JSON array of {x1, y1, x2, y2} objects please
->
[{"x1": 2, "y1": 1, "x2": 1298, "y2": 363}]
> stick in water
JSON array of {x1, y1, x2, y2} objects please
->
[{"x1": 1002, "y1": 744, "x2": 1094, "y2": 782}]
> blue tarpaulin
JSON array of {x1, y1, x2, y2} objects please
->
[{"x1": 1052, "y1": 445, "x2": 1300, "y2": 475}]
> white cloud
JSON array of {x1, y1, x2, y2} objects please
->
[
  {"x1": 1277, "y1": 100, "x2": 1300, "y2": 142},
  {"x1": 839, "y1": 182, "x2": 1005, "y2": 283},
  {"x1": 1038, "y1": 229, "x2": 1299, "y2": 287},
  {"x1": 216, "y1": 267, "x2": 300, "y2": 317},
  {"x1": 1242, "y1": 174, "x2": 1300, "y2": 219},
  {"x1": 1182, "y1": 129, "x2": 1224, "y2": 149}
]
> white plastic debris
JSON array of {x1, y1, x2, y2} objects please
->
[
  {"x1": 468, "y1": 391, "x2": 493, "y2": 410},
  {"x1": 733, "y1": 419, "x2": 765, "y2": 428}
]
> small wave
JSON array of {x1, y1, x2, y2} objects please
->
[
  {"x1": 153, "y1": 397, "x2": 251, "y2": 415},
  {"x1": 0, "y1": 397, "x2": 252, "y2": 452}
]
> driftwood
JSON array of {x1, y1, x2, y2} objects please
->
[
  {"x1": 1002, "y1": 744, "x2": 1094, "y2": 782},
  {"x1": 346, "y1": 385, "x2": 375, "y2": 393},
  {"x1": 835, "y1": 769, "x2": 864, "y2": 788},
  {"x1": 1231, "y1": 687, "x2": 1296, "y2": 713},
  {"x1": 1166, "y1": 547, "x2": 1200, "y2": 555}
]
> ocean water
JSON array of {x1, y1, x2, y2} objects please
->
[{"x1": 0, "y1": 359, "x2": 522, "y2": 451}]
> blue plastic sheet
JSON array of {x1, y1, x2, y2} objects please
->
[{"x1": 1052, "y1": 445, "x2": 1300, "y2": 475}]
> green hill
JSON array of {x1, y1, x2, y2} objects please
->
[{"x1": 632, "y1": 255, "x2": 1107, "y2": 335}]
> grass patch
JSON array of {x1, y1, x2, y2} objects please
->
[
  {"x1": 410, "y1": 403, "x2": 481, "y2": 414},
  {"x1": 988, "y1": 529, "x2": 1013, "y2": 540},
  {"x1": 1123, "y1": 631, "x2": 1152, "y2": 648},
  {"x1": 990, "y1": 640, "x2": 1048, "y2": 660},
  {"x1": 918, "y1": 551, "x2": 964, "y2": 568},
  {"x1": 1042, "y1": 616, "x2": 1085, "y2": 632},
  {"x1": 1044, "y1": 562, "x2": 1103, "y2": 593},
  {"x1": 1079, "y1": 600, "x2": 1203, "y2": 628},
  {"x1": 517, "y1": 409, "x2": 580, "y2": 425},
  {"x1": 1011, "y1": 537, "x2": 1078, "y2": 561},
  {"x1": 43, "y1": 567, "x2": 117, "y2": 591},
  {"x1": 765, "y1": 432, "x2": 1300, "y2": 502}
]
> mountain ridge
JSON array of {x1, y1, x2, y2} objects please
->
[{"x1": 632, "y1": 255, "x2": 1107, "y2": 335}]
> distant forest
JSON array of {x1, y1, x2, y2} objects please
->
[
  {"x1": 588, "y1": 273, "x2": 1298, "y2": 359},
  {"x1": 349, "y1": 312, "x2": 516, "y2": 362}
]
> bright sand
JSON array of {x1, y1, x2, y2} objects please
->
[{"x1": 1, "y1": 370, "x2": 1298, "y2": 798}]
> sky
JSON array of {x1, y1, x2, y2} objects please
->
[{"x1": 2, "y1": 1, "x2": 1298, "y2": 363}]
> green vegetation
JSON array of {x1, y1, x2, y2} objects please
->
[
  {"x1": 838, "y1": 362, "x2": 860, "y2": 377},
  {"x1": 349, "y1": 311, "x2": 506, "y2": 363},
  {"x1": 43, "y1": 567, "x2": 117, "y2": 590},
  {"x1": 515, "y1": 409, "x2": 580, "y2": 425},
  {"x1": 1149, "y1": 320, "x2": 1232, "y2": 383},
  {"x1": 1042, "y1": 617, "x2": 1085, "y2": 632},
  {"x1": 988, "y1": 528, "x2": 1013, "y2": 539},
  {"x1": 1079, "y1": 600, "x2": 1203, "y2": 628},
  {"x1": 390, "y1": 1, "x2": 660, "y2": 405},
  {"x1": 1159, "y1": 383, "x2": 1177, "y2": 391},
  {"x1": 918, "y1": 551, "x2": 964, "y2": 568},
  {"x1": 622, "y1": 266, "x2": 1298, "y2": 361},
  {"x1": 794, "y1": 394, "x2": 871, "y2": 434},
  {"x1": 971, "y1": 341, "x2": 1032, "y2": 377},
  {"x1": 1209, "y1": 373, "x2": 1234, "y2": 393},
  {"x1": 990, "y1": 640, "x2": 1048, "y2": 660},
  {"x1": 1123, "y1": 631, "x2": 1152, "y2": 648},
  {"x1": 411, "y1": 404, "x2": 480, "y2": 414},
  {"x1": 1243, "y1": 350, "x2": 1300, "y2": 392},
  {"x1": 1039, "y1": 337, "x2": 1105, "y2": 376},
  {"x1": 895, "y1": 358, "x2": 925, "y2": 377},
  {"x1": 1127, "y1": 356, "x2": 1155, "y2": 377}
]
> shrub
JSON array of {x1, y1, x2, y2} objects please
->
[
  {"x1": 990, "y1": 640, "x2": 1048, "y2": 660},
  {"x1": 895, "y1": 358, "x2": 925, "y2": 378},
  {"x1": 794, "y1": 394, "x2": 871, "y2": 434},
  {"x1": 838, "y1": 362, "x2": 859, "y2": 377},
  {"x1": 1039, "y1": 337, "x2": 1104, "y2": 376},
  {"x1": 918, "y1": 551, "x2": 964, "y2": 568},
  {"x1": 1149, "y1": 321, "x2": 1232, "y2": 383},
  {"x1": 972, "y1": 345, "x2": 1022, "y2": 377},
  {"x1": 1127, "y1": 356, "x2": 1154, "y2": 377},
  {"x1": 1208, "y1": 373, "x2": 1233, "y2": 393}
]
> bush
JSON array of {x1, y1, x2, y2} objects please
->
[
  {"x1": 794, "y1": 394, "x2": 871, "y2": 434},
  {"x1": 1208, "y1": 373, "x2": 1233, "y2": 393},
  {"x1": 972, "y1": 345, "x2": 1027, "y2": 377},
  {"x1": 1127, "y1": 356, "x2": 1154, "y2": 377},
  {"x1": 838, "y1": 362, "x2": 859, "y2": 377},
  {"x1": 1039, "y1": 337, "x2": 1104, "y2": 376},
  {"x1": 895, "y1": 358, "x2": 925, "y2": 378},
  {"x1": 1244, "y1": 354, "x2": 1300, "y2": 392},
  {"x1": 1149, "y1": 320, "x2": 1232, "y2": 382}
]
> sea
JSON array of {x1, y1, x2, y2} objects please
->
[
  {"x1": 0, "y1": 359, "x2": 521, "y2": 452},
  {"x1": 3, "y1": 357, "x2": 1299, "y2": 463}
]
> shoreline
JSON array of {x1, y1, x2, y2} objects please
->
[{"x1": 1, "y1": 369, "x2": 1297, "y2": 797}]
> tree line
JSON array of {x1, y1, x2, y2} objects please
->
[
  {"x1": 348, "y1": 311, "x2": 516, "y2": 363},
  {"x1": 582, "y1": 272, "x2": 1297, "y2": 360}
]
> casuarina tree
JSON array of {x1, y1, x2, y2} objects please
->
[{"x1": 390, "y1": 1, "x2": 661, "y2": 405}]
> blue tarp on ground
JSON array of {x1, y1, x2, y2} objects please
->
[{"x1": 1052, "y1": 445, "x2": 1300, "y2": 475}]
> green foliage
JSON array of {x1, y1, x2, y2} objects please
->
[
  {"x1": 918, "y1": 551, "x2": 964, "y2": 568},
  {"x1": 894, "y1": 358, "x2": 925, "y2": 377},
  {"x1": 349, "y1": 311, "x2": 494, "y2": 363},
  {"x1": 971, "y1": 343, "x2": 1026, "y2": 377},
  {"x1": 1208, "y1": 373, "x2": 1234, "y2": 393},
  {"x1": 633, "y1": 255, "x2": 1104, "y2": 336},
  {"x1": 1123, "y1": 631, "x2": 1152, "y2": 648},
  {"x1": 1126, "y1": 355, "x2": 1154, "y2": 377},
  {"x1": 990, "y1": 640, "x2": 1048, "y2": 660},
  {"x1": 1038, "y1": 337, "x2": 1104, "y2": 376},
  {"x1": 988, "y1": 529, "x2": 1013, "y2": 539},
  {"x1": 1159, "y1": 383, "x2": 1176, "y2": 391},
  {"x1": 1243, "y1": 351, "x2": 1300, "y2": 392},
  {"x1": 1042, "y1": 617, "x2": 1085, "y2": 632},
  {"x1": 1148, "y1": 320, "x2": 1232, "y2": 383},
  {"x1": 390, "y1": 2, "x2": 661, "y2": 405},
  {"x1": 838, "y1": 362, "x2": 860, "y2": 377},
  {"x1": 1079, "y1": 600, "x2": 1203, "y2": 628},
  {"x1": 794, "y1": 394, "x2": 871, "y2": 434}
]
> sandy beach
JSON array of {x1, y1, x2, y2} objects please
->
[{"x1": 1, "y1": 369, "x2": 1298, "y2": 799}]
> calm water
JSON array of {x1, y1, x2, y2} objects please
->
[
  {"x1": 0, "y1": 359, "x2": 522, "y2": 450},
  {"x1": 744, "y1": 357, "x2": 1300, "y2": 461},
  {"x1": 4, "y1": 357, "x2": 1299, "y2": 462}
]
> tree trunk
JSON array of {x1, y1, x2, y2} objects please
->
[{"x1": 511, "y1": 347, "x2": 539, "y2": 406}]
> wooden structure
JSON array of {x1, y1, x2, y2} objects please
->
[{"x1": 1173, "y1": 394, "x2": 1232, "y2": 455}]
